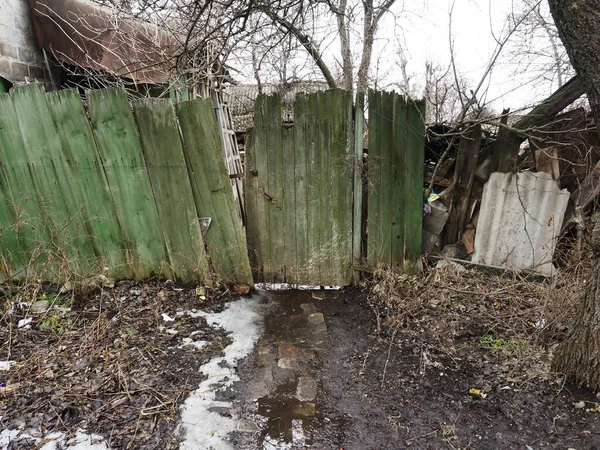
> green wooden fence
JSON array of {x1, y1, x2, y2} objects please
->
[
  {"x1": 0, "y1": 84, "x2": 252, "y2": 285},
  {"x1": 245, "y1": 90, "x2": 355, "y2": 285},
  {"x1": 245, "y1": 89, "x2": 426, "y2": 284},
  {"x1": 367, "y1": 90, "x2": 426, "y2": 273}
]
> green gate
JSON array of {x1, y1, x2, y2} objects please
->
[{"x1": 245, "y1": 89, "x2": 426, "y2": 285}]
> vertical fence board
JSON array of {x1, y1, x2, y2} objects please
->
[
  {"x1": 317, "y1": 93, "x2": 333, "y2": 284},
  {"x1": 282, "y1": 125, "x2": 297, "y2": 282},
  {"x1": 132, "y1": 99, "x2": 210, "y2": 285},
  {"x1": 352, "y1": 93, "x2": 363, "y2": 281},
  {"x1": 379, "y1": 92, "x2": 395, "y2": 265},
  {"x1": 176, "y1": 99, "x2": 253, "y2": 285},
  {"x1": 403, "y1": 100, "x2": 426, "y2": 273},
  {"x1": 244, "y1": 129, "x2": 260, "y2": 277},
  {"x1": 292, "y1": 95, "x2": 309, "y2": 284},
  {"x1": 46, "y1": 89, "x2": 131, "y2": 279},
  {"x1": 391, "y1": 96, "x2": 407, "y2": 271},
  {"x1": 11, "y1": 85, "x2": 95, "y2": 277},
  {"x1": 367, "y1": 90, "x2": 382, "y2": 267}
]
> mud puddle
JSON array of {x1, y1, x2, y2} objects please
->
[{"x1": 230, "y1": 290, "x2": 355, "y2": 449}]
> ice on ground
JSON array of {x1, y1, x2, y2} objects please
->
[
  {"x1": 178, "y1": 296, "x2": 268, "y2": 450},
  {"x1": 1, "y1": 430, "x2": 108, "y2": 450}
]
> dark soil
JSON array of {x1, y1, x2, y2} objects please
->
[
  {"x1": 0, "y1": 279, "x2": 236, "y2": 450},
  {"x1": 313, "y1": 270, "x2": 600, "y2": 449}
]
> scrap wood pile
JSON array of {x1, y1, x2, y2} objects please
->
[
  {"x1": 368, "y1": 262, "x2": 584, "y2": 388},
  {"x1": 0, "y1": 280, "x2": 236, "y2": 450},
  {"x1": 424, "y1": 76, "x2": 599, "y2": 275}
]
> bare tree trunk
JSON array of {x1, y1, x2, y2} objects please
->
[
  {"x1": 548, "y1": 0, "x2": 600, "y2": 390},
  {"x1": 355, "y1": 0, "x2": 374, "y2": 104},
  {"x1": 334, "y1": 0, "x2": 353, "y2": 92},
  {"x1": 548, "y1": 1, "x2": 600, "y2": 128},
  {"x1": 552, "y1": 216, "x2": 600, "y2": 389}
]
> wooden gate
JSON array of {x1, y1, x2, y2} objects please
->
[
  {"x1": 245, "y1": 89, "x2": 426, "y2": 285},
  {"x1": 245, "y1": 90, "x2": 354, "y2": 285}
]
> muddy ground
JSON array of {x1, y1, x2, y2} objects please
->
[
  {"x1": 0, "y1": 280, "x2": 235, "y2": 449},
  {"x1": 230, "y1": 266, "x2": 600, "y2": 449},
  {"x1": 3, "y1": 265, "x2": 600, "y2": 449}
]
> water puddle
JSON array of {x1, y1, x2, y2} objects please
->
[{"x1": 235, "y1": 290, "x2": 352, "y2": 449}]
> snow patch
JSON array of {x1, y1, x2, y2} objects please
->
[
  {"x1": 1, "y1": 430, "x2": 108, "y2": 450},
  {"x1": 178, "y1": 296, "x2": 267, "y2": 450}
]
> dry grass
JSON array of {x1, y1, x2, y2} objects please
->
[
  {"x1": 367, "y1": 259, "x2": 586, "y2": 386},
  {"x1": 0, "y1": 280, "x2": 233, "y2": 449}
]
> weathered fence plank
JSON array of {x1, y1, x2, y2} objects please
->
[
  {"x1": 368, "y1": 90, "x2": 426, "y2": 273},
  {"x1": 367, "y1": 90, "x2": 382, "y2": 267},
  {"x1": 132, "y1": 99, "x2": 210, "y2": 285},
  {"x1": 305, "y1": 94, "x2": 322, "y2": 283},
  {"x1": 176, "y1": 99, "x2": 253, "y2": 285},
  {"x1": 403, "y1": 99, "x2": 426, "y2": 272},
  {"x1": 46, "y1": 88, "x2": 131, "y2": 279},
  {"x1": 292, "y1": 95, "x2": 309, "y2": 283},
  {"x1": 11, "y1": 84, "x2": 95, "y2": 277},
  {"x1": 87, "y1": 89, "x2": 169, "y2": 280},
  {"x1": 282, "y1": 125, "x2": 297, "y2": 282},
  {"x1": 390, "y1": 95, "x2": 407, "y2": 271}
]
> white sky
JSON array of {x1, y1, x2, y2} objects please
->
[
  {"x1": 233, "y1": 0, "x2": 566, "y2": 116},
  {"x1": 376, "y1": 0, "x2": 545, "y2": 113}
]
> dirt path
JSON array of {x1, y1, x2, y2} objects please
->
[{"x1": 228, "y1": 288, "x2": 600, "y2": 450}]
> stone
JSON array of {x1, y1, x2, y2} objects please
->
[
  {"x1": 257, "y1": 345, "x2": 271, "y2": 355},
  {"x1": 295, "y1": 376, "x2": 317, "y2": 402},
  {"x1": 300, "y1": 303, "x2": 317, "y2": 315},
  {"x1": 31, "y1": 300, "x2": 50, "y2": 314},
  {"x1": 278, "y1": 357, "x2": 297, "y2": 369},
  {"x1": 257, "y1": 353, "x2": 276, "y2": 367},
  {"x1": 237, "y1": 420, "x2": 260, "y2": 433},
  {"x1": 278, "y1": 344, "x2": 298, "y2": 358},
  {"x1": 307, "y1": 313, "x2": 325, "y2": 325},
  {"x1": 255, "y1": 366, "x2": 273, "y2": 383},
  {"x1": 10, "y1": 61, "x2": 28, "y2": 78},
  {"x1": 311, "y1": 291, "x2": 325, "y2": 300}
]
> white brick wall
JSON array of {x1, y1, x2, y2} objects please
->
[{"x1": 0, "y1": 0, "x2": 46, "y2": 83}]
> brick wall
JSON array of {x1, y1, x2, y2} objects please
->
[{"x1": 0, "y1": 0, "x2": 46, "y2": 83}]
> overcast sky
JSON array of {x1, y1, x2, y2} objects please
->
[
  {"x1": 376, "y1": 0, "x2": 548, "y2": 113},
  {"x1": 232, "y1": 0, "x2": 567, "y2": 115}
]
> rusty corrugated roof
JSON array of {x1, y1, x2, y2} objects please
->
[
  {"x1": 471, "y1": 171, "x2": 570, "y2": 275},
  {"x1": 29, "y1": 0, "x2": 177, "y2": 84}
]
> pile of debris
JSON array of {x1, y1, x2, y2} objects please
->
[{"x1": 423, "y1": 76, "x2": 596, "y2": 275}]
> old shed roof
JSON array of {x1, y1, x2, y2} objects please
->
[{"x1": 29, "y1": 0, "x2": 178, "y2": 84}]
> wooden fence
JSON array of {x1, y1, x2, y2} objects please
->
[
  {"x1": 245, "y1": 90, "x2": 355, "y2": 285},
  {"x1": 245, "y1": 89, "x2": 426, "y2": 284},
  {"x1": 0, "y1": 84, "x2": 252, "y2": 285},
  {"x1": 367, "y1": 91, "x2": 426, "y2": 273}
]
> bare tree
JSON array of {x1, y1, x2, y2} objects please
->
[{"x1": 547, "y1": 0, "x2": 600, "y2": 391}]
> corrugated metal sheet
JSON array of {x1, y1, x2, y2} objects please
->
[
  {"x1": 472, "y1": 171, "x2": 570, "y2": 275},
  {"x1": 29, "y1": 0, "x2": 176, "y2": 84}
]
